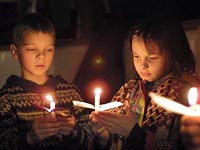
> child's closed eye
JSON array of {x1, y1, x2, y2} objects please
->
[
  {"x1": 148, "y1": 56, "x2": 158, "y2": 60},
  {"x1": 133, "y1": 55, "x2": 139, "y2": 58},
  {"x1": 27, "y1": 48, "x2": 36, "y2": 51},
  {"x1": 45, "y1": 48, "x2": 54, "y2": 52}
]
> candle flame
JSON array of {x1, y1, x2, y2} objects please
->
[
  {"x1": 188, "y1": 87, "x2": 198, "y2": 106},
  {"x1": 46, "y1": 94, "x2": 53, "y2": 102},
  {"x1": 94, "y1": 88, "x2": 102, "y2": 94}
]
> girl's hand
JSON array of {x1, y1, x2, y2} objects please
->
[
  {"x1": 90, "y1": 107, "x2": 137, "y2": 138},
  {"x1": 91, "y1": 118, "x2": 110, "y2": 146}
]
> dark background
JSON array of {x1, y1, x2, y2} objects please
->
[
  {"x1": 0, "y1": 0, "x2": 200, "y2": 44},
  {"x1": 0, "y1": 0, "x2": 199, "y2": 103}
]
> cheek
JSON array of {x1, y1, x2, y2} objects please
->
[
  {"x1": 133, "y1": 58, "x2": 139, "y2": 67},
  {"x1": 134, "y1": 65, "x2": 140, "y2": 72},
  {"x1": 156, "y1": 67, "x2": 165, "y2": 77},
  {"x1": 19, "y1": 54, "x2": 34, "y2": 66},
  {"x1": 154, "y1": 62, "x2": 167, "y2": 77},
  {"x1": 47, "y1": 54, "x2": 54, "y2": 62},
  {"x1": 133, "y1": 60, "x2": 139, "y2": 72},
  {"x1": 22, "y1": 57, "x2": 33, "y2": 66}
]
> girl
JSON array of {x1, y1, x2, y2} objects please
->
[{"x1": 90, "y1": 16, "x2": 200, "y2": 150}]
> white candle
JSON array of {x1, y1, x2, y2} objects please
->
[
  {"x1": 46, "y1": 94, "x2": 56, "y2": 118},
  {"x1": 188, "y1": 87, "x2": 200, "y2": 113},
  {"x1": 46, "y1": 95, "x2": 62, "y2": 139},
  {"x1": 149, "y1": 91, "x2": 200, "y2": 116},
  {"x1": 94, "y1": 88, "x2": 102, "y2": 111}
]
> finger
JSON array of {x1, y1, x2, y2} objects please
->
[
  {"x1": 57, "y1": 117, "x2": 75, "y2": 128},
  {"x1": 37, "y1": 116, "x2": 57, "y2": 123},
  {"x1": 96, "y1": 126, "x2": 106, "y2": 134},
  {"x1": 39, "y1": 131, "x2": 59, "y2": 139},
  {"x1": 57, "y1": 116, "x2": 75, "y2": 126},
  {"x1": 56, "y1": 112, "x2": 71, "y2": 117},
  {"x1": 33, "y1": 119, "x2": 59, "y2": 132},
  {"x1": 39, "y1": 121, "x2": 60, "y2": 129},
  {"x1": 93, "y1": 112, "x2": 123, "y2": 129},
  {"x1": 126, "y1": 106, "x2": 136, "y2": 116},
  {"x1": 58, "y1": 126, "x2": 74, "y2": 136},
  {"x1": 58, "y1": 130, "x2": 71, "y2": 136},
  {"x1": 34, "y1": 122, "x2": 59, "y2": 138},
  {"x1": 181, "y1": 124, "x2": 200, "y2": 137},
  {"x1": 56, "y1": 115, "x2": 74, "y2": 121},
  {"x1": 58, "y1": 122, "x2": 75, "y2": 129},
  {"x1": 36, "y1": 126, "x2": 60, "y2": 140},
  {"x1": 92, "y1": 111, "x2": 121, "y2": 119},
  {"x1": 39, "y1": 126, "x2": 60, "y2": 134},
  {"x1": 89, "y1": 112, "x2": 95, "y2": 120},
  {"x1": 92, "y1": 111, "x2": 123, "y2": 123},
  {"x1": 181, "y1": 116, "x2": 200, "y2": 125},
  {"x1": 183, "y1": 135, "x2": 200, "y2": 150},
  {"x1": 191, "y1": 136, "x2": 200, "y2": 147},
  {"x1": 92, "y1": 116, "x2": 116, "y2": 131}
]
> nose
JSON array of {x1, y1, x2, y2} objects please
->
[
  {"x1": 139, "y1": 59, "x2": 148, "y2": 69},
  {"x1": 36, "y1": 51, "x2": 45, "y2": 59}
]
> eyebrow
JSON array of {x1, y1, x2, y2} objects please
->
[{"x1": 23, "y1": 43, "x2": 55, "y2": 46}]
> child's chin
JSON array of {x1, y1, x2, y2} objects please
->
[{"x1": 142, "y1": 78, "x2": 153, "y2": 82}]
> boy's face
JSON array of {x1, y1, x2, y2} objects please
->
[
  {"x1": 132, "y1": 37, "x2": 167, "y2": 82},
  {"x1": 11, "y1": 30, "x2": 55, "y2": 82}
]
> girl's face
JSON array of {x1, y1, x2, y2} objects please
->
[
  {"x1": 132, "y1": 37, "x2": 167, "y2": 82},
  {"x1": 11, "y1": 30, "x2": 55, "y2": 84}
]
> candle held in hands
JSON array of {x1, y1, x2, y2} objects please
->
[
  {"x1": 94, "y1": 88, "x2": 102, "y2": 111},
  {"x1": 46, "y1": 94, "x2": 55, "y2": 118},
  {"x1": 188, "y1": 87, "x2": 200, "y2": 113},
  {"x1": 149, "y1": 90, "x2": 200, "y2": 116},
  {"x1": 46, "y1": 95, "x2": 63, "y2": 140}
]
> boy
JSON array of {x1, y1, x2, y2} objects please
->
[{"x1": 0, "y1": 13, "x2": 93, "y2": 150}]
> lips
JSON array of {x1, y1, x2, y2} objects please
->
[
  {"x1": 140, "y1": 72, "x2": 150, "y2": 76},
  {"x1": 35, "y1": 64, "x2": 45, "y2": 68}
]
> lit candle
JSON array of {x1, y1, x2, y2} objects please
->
[
  {"x1": 46, "y1": 94, "x2": 55, "y2": 118},
  {"x1": 188, "y1": 87, "x2": 200, "y2": 113},
  {"x1": 149, "y1": 90, "x2": 200, "y2": 116},
  {"x1": 46, "y1": 95, "x2": 62, "y2": 139},
  {"x1": 94, "y1": 88, "x2": 102, "y2": 111}
]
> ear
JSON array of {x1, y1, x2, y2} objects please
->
[{"x1": 10, "y1": 44, "x2": 19, "y2": 60}]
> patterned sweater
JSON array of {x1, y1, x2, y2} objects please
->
[
  {"x1": 0, "y1": 75, "x2": 93, "y2": 150},
  {"x1": 108, "y1": 73, "x2": 194, "y2": 150}
]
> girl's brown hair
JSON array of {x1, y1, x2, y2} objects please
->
[{"x1": 129, "y1": 16, "x2": 195, "y2": 77}]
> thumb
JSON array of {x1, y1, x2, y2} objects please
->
[
  {"x1": 126, "y1": 104, "x2": 142, "y2": 125},
  {"x1": 124, "y1": 100, "x2": 136, "y2": 116}
]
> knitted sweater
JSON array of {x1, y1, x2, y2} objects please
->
[
  {"x1": 0, "y1": 75, "x2": 93, "y2": 150},
  {"x1": 107, "y1": 73, "x2": 193, "y2": 150}
]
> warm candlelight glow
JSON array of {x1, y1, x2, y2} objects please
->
[
  {"x1": 94, "y1": 88, "x2": 102, "y2": 111},
  {"x1": 188, "y1": 87, "x2": 198, "y2": 106},
  {"x1": 46, "y1": 94, "x2": 53, "y2": 102},
  {"x1": 188, "y1": 87, "x2": 200, "y2": 114},
  {"x1": 149, "y1": 92, "x2": 200, "y2": 116},
  {"x1": 46, "y1": 94, "x2": 55, "y2": 117},
  {"x1": 94, "y1": 88, "x2": 102, "y2": 95}
]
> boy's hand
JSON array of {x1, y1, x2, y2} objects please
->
[
  {"x1": 56, "y1": 114, "x2": 75, "y2": 136},
  {"x1": 27, "y1": 116, "x2": 59, "y2": 144}
]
